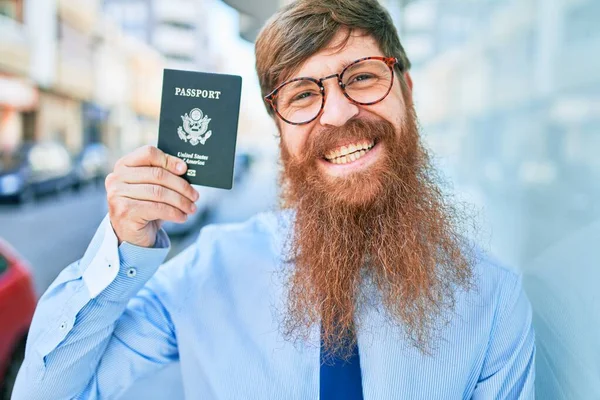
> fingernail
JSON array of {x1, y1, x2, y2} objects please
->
[
  {"x1": 194, "y1": 190, "x2": 200, "y2": 201},
  {"x1": 177, "y1": 162, "x2": 186, "y2": 173},
  {"x1": 190, "y1": 203, "x2": 196, "y2": 212}
]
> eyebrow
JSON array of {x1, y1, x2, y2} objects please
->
[
  {"x1": 292, "y1": 58, "x2": 359, "y2": 81},
  {"x1": 288, "y1": 79, "x2": 318, "y2": 89}
]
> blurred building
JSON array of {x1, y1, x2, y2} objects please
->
[
  {"x1": 1, "y1": 0, "x2": 277, "y2": 162},
  {"x1": 1, "y1": 0, "x2": 113, "y2": 154},
  {"x1": 151, "y1": 0, "x2": 206, "y2": 71},
  {"x1": 0, "y1": 0, "x2": 169, "y2": 162},
  {"x1": 93, "y1": 15, "x2": 165, "y2": 158},
  {"x1": 102, "y1": 0, "x2": 279, "y2": 153},
  {"x1": 0, "y1": 0, "x2": 37, "y2": 152},
  {"x1": 38, "y1": 0, "x2": 97, "y2": 153},
  {"x1": 103, "y1": 0, "x2": 276, "y2": 149},
  {"x1": 396, "y1": 0, "x2": 600, "y2": 266},
  {"x1": 103, "y1": 0, "x2": 215, "y2": 71}
]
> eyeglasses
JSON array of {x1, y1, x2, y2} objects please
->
[{"x1": 265, "y1": 56, "x2": 399, "y2": 126}]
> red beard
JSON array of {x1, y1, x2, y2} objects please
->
[{"x1": 279, "y1": 103, "x2": 476, "y2": 357}]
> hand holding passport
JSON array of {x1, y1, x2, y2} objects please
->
[
  {"x1": 157, "y1": 69, "x2": 243, "y2": 190},
  {"x1": 104, "y1": 69, "x2": 243, "y2": 248}
]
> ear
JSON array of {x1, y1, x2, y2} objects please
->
[{"x1": 403, "y1": 71, "x2": 414, "y2": 92}]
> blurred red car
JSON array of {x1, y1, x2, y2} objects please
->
[{"x1": 0, "y1": 239, "x2": 36, "y2": 399}]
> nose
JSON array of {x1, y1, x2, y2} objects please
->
[{"x1": 319, "y1": 80, "x2": 359, "y2": 127}]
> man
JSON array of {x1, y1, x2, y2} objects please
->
[{"x1": 13, "y1": 0, "x2": 535, "y2": 399}]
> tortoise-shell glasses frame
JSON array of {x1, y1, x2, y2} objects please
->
[{"x1": 264, "y1": 56, "x2": 400, "y2": 126}]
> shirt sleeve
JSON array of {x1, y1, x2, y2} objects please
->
[
  {"x1": 471, "y1": 273, "x2": 536, "y2": 400},
  {"x1": 12, "y1": 215, "x2": 180, "y2": 400}
]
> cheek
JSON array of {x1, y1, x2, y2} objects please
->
[
  {"x1": 368, "y1": 88, "x2": 405, "y2": 131},
  {"x1": 389, "y1": 80, "x2": 406, "y2": 120},
  {"x1": 281, "y1": 126, "x2": 311, "y2": 159}
]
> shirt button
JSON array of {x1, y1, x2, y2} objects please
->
[
  {"x1": 126, "y1": 267, "x2": 137, "y2": 278},
  {"x1": 59, "y1": 321, "x2": 67, "y2": 330}
]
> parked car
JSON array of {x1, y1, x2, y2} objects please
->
[
  {"x1": 74, "y1": 143, "x2": 110, "y2": 187},
  {"x1": 0, "y1": 141, "x2": 78, "y2": 203},
  {"x1": 0, "y1": 150, "x2": 30, "y2": 203},
  {"x1": 0, "y1": 239, "x2": 36, "y2": 399}
]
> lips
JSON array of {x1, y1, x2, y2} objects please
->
[{"x1": 323, "y1": 139, "x2": 376, "y2": 165}]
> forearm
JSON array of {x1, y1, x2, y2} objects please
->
[
  {"x1": 16, "y1": 283, "x2": 129, "y2": 399},
  {"x1": 12, "y1": 216, "x2": 170, "y2": 400}
]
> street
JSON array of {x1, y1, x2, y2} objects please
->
[
  {"x1": 0, "y1": 186, "x2": 108, "y2": 296},
  {"x1": 0, "y1": 160, "x2": 278, "y2": 399}
]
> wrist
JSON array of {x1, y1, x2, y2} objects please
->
[{"x1": 110, "y1": 221, "x2": 157, "y2": 249}]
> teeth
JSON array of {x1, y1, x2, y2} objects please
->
[
  {"x1": 324, "y1": 140, "x2": 375, "y2": 161},
  {"x1": 324, "y1": 141, "x2": 375, "y2": 165}
]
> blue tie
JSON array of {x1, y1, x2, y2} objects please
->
[{"x1": 319, "y1": 330, "x2": 364, "y2": 400}]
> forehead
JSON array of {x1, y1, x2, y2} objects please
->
[{"x1": 292, "y1": 30, "x2": 385, "y2": 79}]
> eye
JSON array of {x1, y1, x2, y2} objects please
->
[
  {"x1": 347, "y1": 73, "x2": 376, "y2": 84},
  {"x1": 292, "y1": 91, "x2": 315, "y2": 101}
]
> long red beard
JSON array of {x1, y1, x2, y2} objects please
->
[{"x1": 279, "y1": 103, "x2": 476, "y2": 357}]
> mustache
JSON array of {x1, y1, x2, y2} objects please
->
[{"x1": 299, "y1": 118, "x2": 397, "y2": 164}]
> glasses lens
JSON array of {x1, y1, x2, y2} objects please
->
[
  {"x1": 274, "y1": 79, "x2": 322, "y2": 124},
  {"x1": 341, "y1": 59, "x2": 393, "y2": 104}
]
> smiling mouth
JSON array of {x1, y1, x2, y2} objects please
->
[{"x1": 323, "y1": 139, "x2": 377, "y2": 165}]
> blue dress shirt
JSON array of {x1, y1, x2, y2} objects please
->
[{"x1": 13, "y1": 211, "x2": 535, "y2": 399}]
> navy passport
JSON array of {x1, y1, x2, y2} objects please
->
[{"x1": 157, "y1": 69, "x2": 242, "y2": 189}]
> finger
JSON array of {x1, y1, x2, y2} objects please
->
[
  {"x1": 120, "y1": 183, "x2": 197, "y2": 215},
  {"x1": 120, "y1": 166, "x2": 199, "y2": 202},
  {"x1": 119, "y1": 145, "x2": 187, "y2": 175},
  {"x1": 129, "y1": 198, "x2": 189, "y2": 224}
]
